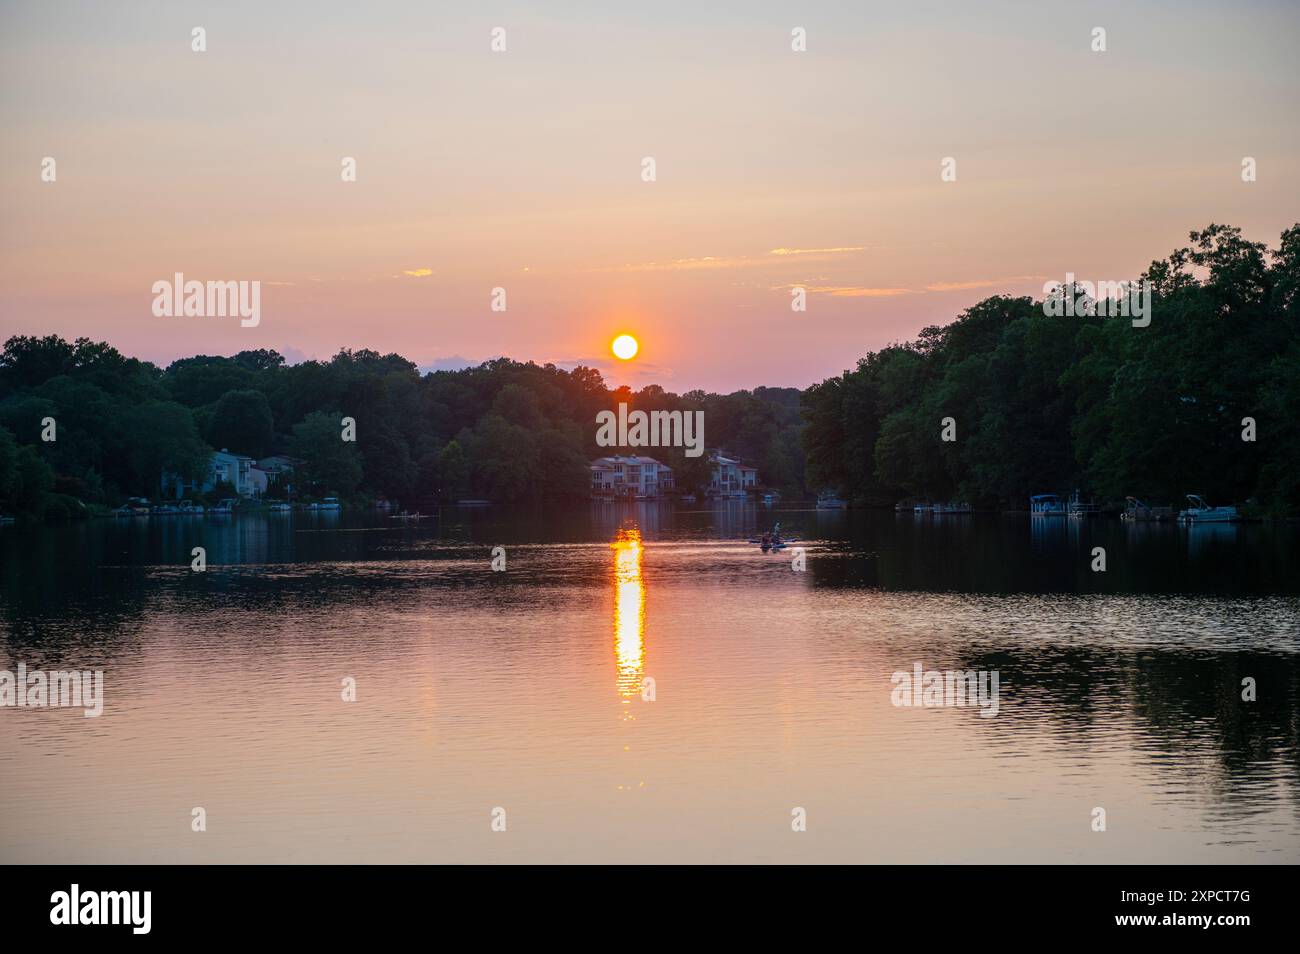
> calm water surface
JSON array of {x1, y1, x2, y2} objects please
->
[{"x1": 2, "y1": 504, "x2": 1298, "y2": 863}]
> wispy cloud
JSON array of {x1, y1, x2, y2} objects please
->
[
  {"x1": 590, "y1": 245, "x2": 870, "y2": 274},
  {"x1": 925, "y1": 275, "x2": 1044, "y2": 292},
  {"x1": 774, "y1": 283, "x2": 914, "y2": 298},
  {"x1": 401, "y1": 268, "x2": 434, "y2": 278},
  {"x1": 768, "y1": 246, "x2": 866, "y2": 256},
  {"x1": 587, "y1": 256, "x2": 747, "y2": 273},
  {"x1": 811, "y1": 286, "x2": 913, "y2": 298}
]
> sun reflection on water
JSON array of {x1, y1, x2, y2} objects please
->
[{"x1": 612, "y1": 528, "x2": 645, "y2": 705}]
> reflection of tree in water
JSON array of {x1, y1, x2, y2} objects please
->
[
  {"x1": 1, "y1": 530, "x2": 149, "y2": 665},
  {"x1": 806, "y1": 514, "x2": 1300, "y2": 595},
  {"x1": 1, "y1": 600, "x2": 146, "y2": 668},
  {"x1": 952, "y1": 644, "x2": 1300, "y2": 816},
  {"x1": 2, "y1": 533, "x2": 617, "y2": 669}
]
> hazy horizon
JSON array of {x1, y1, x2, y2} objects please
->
[{"x1": 3, "y1": 0, "x2": 1298, "y2": 391}]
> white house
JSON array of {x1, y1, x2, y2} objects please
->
[
  {"x1": 709, "y1": 452, "x2": 758, "y2": 498},
  {"x1": 591, "y1": 455, "x2": 674, "y2": 498},
  {"x1": 209, "y1": 450, "x2": 256, "y2": 496},
  {"x1": 254, "y1": 455, "x2": 300, "y2": 498},
  {"x1": 162, "y1": 449, "x2": 258, "y2": 500}
]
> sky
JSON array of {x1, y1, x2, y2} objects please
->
[{"x1": 2, "y1": 0, "x2": 1298, "y2": 392}]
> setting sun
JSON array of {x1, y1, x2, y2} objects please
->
[{"x1": 611, "y1": 334, "x2": 639, "y2": 361}]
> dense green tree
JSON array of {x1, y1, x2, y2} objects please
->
[
  {"x1": 436, "y1": 440, "x2": 470, "y2": 500},
  {"x1": 289, "y1": 410, "x2": 362, "y2": 497},
  {"x1": 359, "y1": 420, "x2": 417, "y2": 500},
  {"x1": 163, "y1": 356, "x2": 258, "y2": 407},
  {"x1": 0, "y1": 426, "x2": 21, "y2": 512},
  {"x1": 207, "y1": 389, "x2": 274, "y2": 458},
  {"x1": 802, "y1": 224, "x2": 1300, "y2": 513},
  {"x1": 120, "y1": 401, "x2": 210, "y2": 494},
  {"x1": 0, "y1": 425, "x2": 55, "y2": 516},
  {"x1": 1256, "y1": 343, "x2": 1300, "y2": 512},
  {"x1": 464, "y1": 415, "x2": 539, "y2": 502}
]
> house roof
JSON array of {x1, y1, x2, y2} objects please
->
[
  {"x1": 713, "y1": 455, "x2": 757, "y2": 471},
  {"x1": 591, "y1": 455, "x2": 670, "y2": 468}
]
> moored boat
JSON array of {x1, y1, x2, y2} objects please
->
[
  {"x1": 1122, "y1": 496, "x2": 1174, "y2": 522},
  {"x1": 1030, "y1": 493, "x2": 1066, "y2": 516},
  {"x1": 1067, "y1": 490, "x2": 1098, "y2": 517},
  {"x1": 1178, "y1": 494, "x2": 1238, "y2": 524}
]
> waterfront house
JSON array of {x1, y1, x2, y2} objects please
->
[
  {"x1": 249, "y1": 465, "x2": 270, "y2": 498},
  {"x1": 162, "y1": 449, "x2": 259, "y2": 500},
  {"x1": 256, "y1": 455, "x2": 300, "y2": 477},
  {"x1": 208, "y1": 450, "x2": 257, "y2": 497},
  {"x1": 254, "y1": 455, "x2": 301, "y2": 498},
  {"x1": 709, "y1": 452, "x2": 758, "y2": 498},
  {"x1": 590, "y1": 455, "x2": 675, "y2": 498}
]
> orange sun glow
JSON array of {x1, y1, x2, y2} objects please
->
[{"x1": 611, "y1": 334, "x2": 639, "y2": 360}]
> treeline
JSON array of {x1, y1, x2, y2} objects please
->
[
  {"x1": 801, "y1": 224, "x2": 1300, "y2": 514},
  {"x1": 0, "y1": 336, "x2": 804, "y2": 517},
  {"x1": 5, "y1": 222, "x2": 1295, "y2": 520}
]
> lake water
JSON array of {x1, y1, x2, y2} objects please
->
[{"x1": 2, "y1": 504, "x2": 1298, "y2": 863}]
